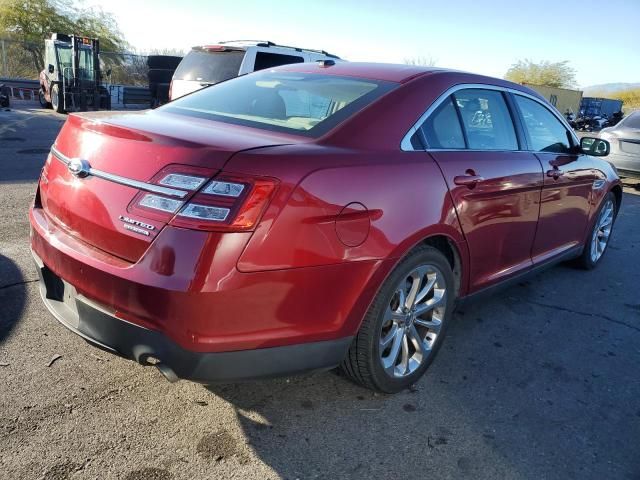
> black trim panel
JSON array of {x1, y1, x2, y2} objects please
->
[{"x1": 458, "y1": 245, "x2": 582, "y2": 307}]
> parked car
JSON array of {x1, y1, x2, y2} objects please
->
[
  {"x1": 31, "y1": 63, "x2": 621, "y2": 393},
  {"x1": 599, "y1": 110, "x2": 640, "y2": 175},
  {"x1": 169, "y1": 40, "x2": 340, "y2": 100}
]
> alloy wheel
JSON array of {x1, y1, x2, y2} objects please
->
[
  {"x1": 590, "y1": 198, "x2": 614, "y2": 263},
  {"x1": 379, "y1": 264, "x2": 447, "y2": 378}
]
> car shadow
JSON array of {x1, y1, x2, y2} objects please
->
[
  {"x1": 203, "y1": 266, "x2": 640, "y2": 479},
  {"x1": 0, "y1": 254, "x2": 28, "y2": 344}
]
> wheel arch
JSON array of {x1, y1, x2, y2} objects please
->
[
  {"x1": 421, "y1": 234, "x2": 463, "y2": 298},
  {"x1": 610, "y1": 184, "x2": 622, "y2": 215},
  {"x1": 344, "y1": 230, "x2": 469, "y2": 337}
]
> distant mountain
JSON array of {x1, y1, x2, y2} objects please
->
[{"x1": 583, "y1": 82, "x2": 640, "y2": 95}]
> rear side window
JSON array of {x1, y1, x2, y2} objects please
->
[
  {"x1": 173, "y1": 50, "x2": 245, "y2": 84},
  {"x1": 453, "y1": 89, "x2": 518, "y2": 150},
  {"x1": 515, "y1": 95, "x2": 573, "y2": 153},
  {"x1": 622, "y1": 112, "x2": 640, "y2": 129},
  {"x1": 254, "y1": 52, "x2": 304, "y2": 71},
  {"x1": 420, "y1": 97, "x2": 465, "y2": 149}
]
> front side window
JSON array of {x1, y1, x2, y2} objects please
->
[
  {"x1": 254, "y1": 52, "x2": 304, "y2": 71},
  {"x1": 515, "y1": 95, "x2": 573, "y2": 153},
  {"x1": 419, "y1": 97, "x2": 465, "y2": 149},
  {"x1": 453, "y1": 89, "x2": 518, "y2": 150},
  {"x1": 164, "y1": 71, "x2": 394, "y2": 136}
]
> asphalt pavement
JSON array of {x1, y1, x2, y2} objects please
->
[{"x1": 1, "y1": 101, "x2": 639, "y2": 480}]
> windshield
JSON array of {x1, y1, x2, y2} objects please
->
[
  {"x1": 55, "y1": 45, "x2": 95, "y2": 80},
  {"x1": 163, "y1": 71, "x2": 395, "y2": 136},
  {"x1": 173, "y1": 49, "x2": 245, "y2": 84}
]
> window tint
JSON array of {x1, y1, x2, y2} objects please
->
[
  {"x1": 173, "y1": 50, "x2": 244, "y2": 84},
  {"x1": 420, "y1": 97, "x2": 465, "y2": 149},
  {"x1": 254, "y1": 52, "x2": 304, "y2": 71},
  {"x1": 515, "y1": 95, "x2": 573, "y2": 153},
  {"x1": 454, "y1": 89, "x2": 518, "y2": 150}
]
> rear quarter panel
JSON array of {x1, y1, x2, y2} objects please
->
[{"x1": 228, "y1": 146, "x2": 466, "y2": 271}]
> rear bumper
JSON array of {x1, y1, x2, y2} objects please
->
[
  {"x1": 33, "y1": 250, "x2": 352, "y2": 382},
  {"x1": 30, "y1": 205, "x2": 379, "y2": 353}
]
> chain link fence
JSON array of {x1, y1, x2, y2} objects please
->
[{"x1": 0, "y1": 37, "x2": 149, "y2": 86}]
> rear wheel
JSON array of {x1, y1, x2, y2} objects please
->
[
  {"x1": 51, "y1": 84, "x2": 64, "y2": 113},
  {"x1": 340, "y1": 245, "x2": 455, "y2": 393},
  {"x1": 575, "y1": 192, "x2": 616, "y2": 269}
]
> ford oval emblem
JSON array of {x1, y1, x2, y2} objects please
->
[{"x1": 68, "y1": 158, "x2": 91, "y2": 178}]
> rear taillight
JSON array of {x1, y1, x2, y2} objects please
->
[
  {"x1": 171, "y1": 176, "x2": 277, "y2": 231},
  {"x1": 127, "y1": 166, "x2": 277, "y2": 232}
]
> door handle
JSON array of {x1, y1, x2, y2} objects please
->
[
  {"x1": 546, "y1": 169, "x2": 564, "y2": 179},
  {"x1": 453, "y1": 174, "x2": 484, "y2": 187}
]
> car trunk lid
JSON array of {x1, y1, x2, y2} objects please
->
[{"x1": 39, "y1": 110, "x2": 297, "y2": 263}]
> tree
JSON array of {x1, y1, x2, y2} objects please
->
[
  {"x1": 609, "y1": 88, "x2": 640, "y2": 112},
  {"x1": 505, "y1": 59, "x2": 576, "y2": 89},
  {"x1": 0, "y1": 0, "x2": 127, "y2": 77},
  {"x1": 404, "y1": 56, "x2": 437, "y2": 67}
]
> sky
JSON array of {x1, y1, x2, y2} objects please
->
[{"x1": 81, "y1": 0, "x2": 639, "y2": 88}]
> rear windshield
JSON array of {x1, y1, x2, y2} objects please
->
[
  {"x1": 173, "y1": 49, "x2": 245, "y2": 84},
  {"x1": 163, "y1": 71, "x2": 395, "y2": 136}
]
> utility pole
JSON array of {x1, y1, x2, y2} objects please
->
[{"x1": 1, "y1": 39, "x2": 7, "y2": 77}]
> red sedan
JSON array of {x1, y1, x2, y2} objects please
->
[{"x1": 30, "y1": 62, "x2": 620, "y2": 393}]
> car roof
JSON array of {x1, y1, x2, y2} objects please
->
[
  {"x1": 274, "y1": 61, "x2": 463, "y2": 84},
  {"x1": 273, "y1": 62, "x2": 546, "y2": 98},
  {"x1": 196, "y1": 40, "x2": 340, "y2": 59}
]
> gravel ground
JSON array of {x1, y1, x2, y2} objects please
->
[{"x1": 1, "y1": 102, "x2": 639, "y2": 480}]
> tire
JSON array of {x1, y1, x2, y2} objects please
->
[
  {"x1": 38, "y1": 88, "x2": 51, "y2": 108},
  {"x1": 147, "y1": 69, "x2": 175, "y2": 84},
  {"x1": 575, "y1": 191, "x2": 617, "y2": 270},
  {"x1": 51, "y1": 84, "x2": 64, "y2": 113},
  {"x1": 147, "y1": 55, "x2": 182, "y2": 70},
  {"x1": 340, "y1": 245, "x2": 456, "y2": 393}
]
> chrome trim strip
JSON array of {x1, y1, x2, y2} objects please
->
[
  {"x1": 50, "y1": 145, "x2": 188, "y2": 199},
  {"x1": 400, "y1": 83, "x2": 580, "y2": 152}
]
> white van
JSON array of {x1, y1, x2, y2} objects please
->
[{"x1": 170, "y1": 40, "x2": 341, "y2": 100}]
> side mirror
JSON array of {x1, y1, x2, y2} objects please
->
[
  {"x1": 48, "y1": 64, "x2": 55, "y2": 74},
  {"x1": 106, "y1": 68, "x2": 112, "y2": 77},
  {"x1": 580, "y1": 136, "x2": 610, "y2": 157}
]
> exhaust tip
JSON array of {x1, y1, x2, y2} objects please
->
[{"x1": 156, "y1": 363, "x2": 179, "y2": 383}]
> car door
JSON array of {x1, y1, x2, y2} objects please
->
[
  {"x1": 414, "y1": 88, "x2": 544, "y2": 292},
  {"x1": 512, "y1": 94, "x2": 596, "y2": 263}
]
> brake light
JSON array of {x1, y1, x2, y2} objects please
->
[
  {"x1": 158, "y1": 173, "x2": 206, "y2": 190},
  {"x1": 127, "y1": 166, "x2": 278, "y2": 232},
  {"x1": 138, "y1": 194, "x2": 183, "y2": 213},
  {"x1": 171, "y1": 176, "x2": 278, "y2": 231}
]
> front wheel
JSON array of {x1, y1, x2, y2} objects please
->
[
  {"x1": 340, "y1": 245, "x2": 455, "y2": 393},
  {"x1": 38, "y1": 88, "x2": 51, "y2": 108},
  {"x1": 51, "y1": 84, "x2": 64, "y2": 113},
  {"x1": 575, "y1": 192, "x2": 617, "y2": 269}
]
